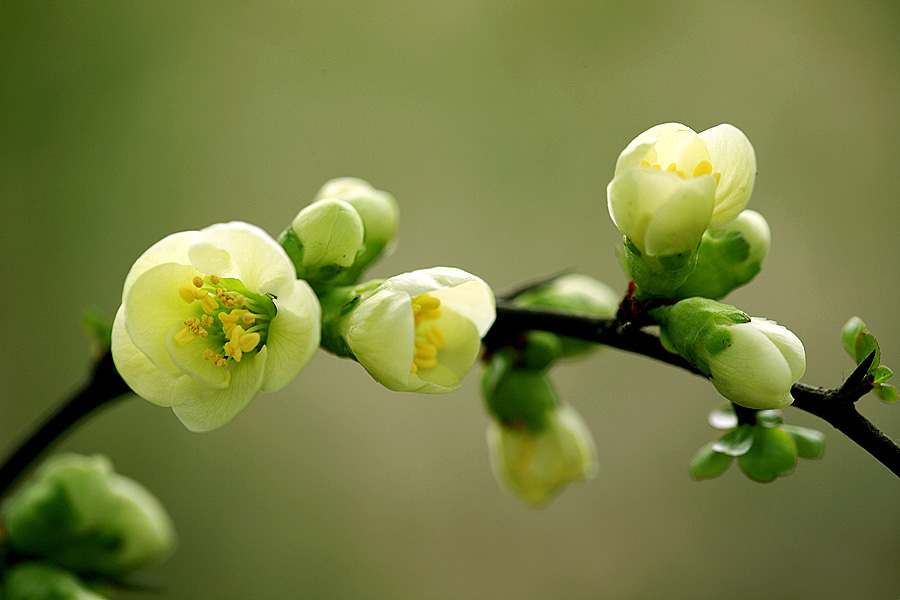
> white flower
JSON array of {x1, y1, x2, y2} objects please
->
[
  {"x1": 341, "y1": 267, "x2": 495, "y2": 393},
  {"x1": 706, "y1": 317, "x2": 806, "y2": 410},
  {"x1": 608, "y1": 123, "x2": 756, "y2": 256},
  {"x1": 111, "y1": 222, "x2": 321, "y2": 431},
  {"x1": 487, "y1": 404, "x2": 597, "y2": 507}
]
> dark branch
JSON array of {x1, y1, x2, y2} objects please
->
[
  {"x1": 0, "y1": 349, "x2": 130, "y2": 499},
  {"x1": 490, "y1": 301, "x2": 900, "y2": 479}
]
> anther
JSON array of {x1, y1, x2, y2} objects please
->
[
  {"x1": 179, "y1": 285, "x2": 197, "y2": 303},
  {"x1": 693, "y1": 160, "x2": 713, "y2": 178},
  {"x1": 203, "y1": 348, "x2": 214, "y2": 361},
  {"x1": 174, "y1": 327, "x2": 196, "y2": 346},
  {"x1": 201, "y1": 294, "x2": 219, "y2": 315},
  {"x1": 192, "y1": 276, "x2": 204, "y2": 288},
  {"x1": 426, "y1": 326, "x2": 446, "y2": 348},
  {"x1": 209, "y1": 275, "x2": 221, "y2": 285},
  {"x1": 242, "y1": 313, "x2": 256, "y2": 326},
  {"x1": 201, "y1": 314, "x2": 215, "y2": 327}
]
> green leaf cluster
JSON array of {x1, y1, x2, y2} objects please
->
[
  {"x1": 689, "y1": 405, "x2": 825, "y2": 483},
  {"x1": 841, "y1": 317, "x2": 897, "y2": 403}
]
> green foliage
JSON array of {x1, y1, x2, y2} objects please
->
[{"x1": 841, "y1": 316, "x2": 897, "y2": 403}]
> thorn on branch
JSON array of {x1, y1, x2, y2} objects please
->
[{"x1": 839, "y1": 350, "x2": 877, "y2": 402}]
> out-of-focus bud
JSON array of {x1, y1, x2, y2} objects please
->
[
  {"x1": 671, "y1": 210, "x2": 770, "y2": 300},
  {"x1": 315, "y1": 177, "x2": 400, "y2": 284},
  {"x1": 653, "y1": 298, "x2": 806, "y2": 409},
  {"x1": 2, "y1": 453, "x2": 177, "y2": 577},
  {"x1": 281, "y1": 198, "x2": 365, "y2": 282},
  {"x1": 513, "y1": 274, "x2": 619, "y2": 358},
  {"x1": 2, "y1": 562, "x2": 107, "y2": 600},
  {"x1": 481, "y1": 350, "x2": 558, "y2": 431},
  {"x1": 487, "y1": 403, "x2": 597, "y2": 507}
]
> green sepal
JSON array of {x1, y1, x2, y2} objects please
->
[
  {"x1": 277, "y1": 227, "x2": 305, "y2": 277},
  {"x1": 481, "y1": 352, "x2": 558, "y2": 432},
  {"x1": 874, "y1": 384, "x2": 899, "y2": 404},
  {"x1": 689, "y1": 443, "x2": 734, "y2": 480},
  {"x1": 316, "y1": 280, "x2": 383, "y2": 359},
  {"x1": 622, "y1": 237, "x2": 699, "y2": 298},
  {"x1": 712, "y1": 424, "x2": 754, "y2": 457},
  {"x1": 737, "y1": 426, "x2": 798, "y2": 482},
  {"x1": 781, "y1": 425, "x2": 825, "y2": 459}
]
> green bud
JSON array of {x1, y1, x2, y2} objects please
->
[
  {"x1": 2, "y1": 562, "x2": 107, "y2": 600},
  {"x1": 520, "y1": 331, "x2": 563, "y2": 371},
  {"x1": 670, "y1": 210, "x2": 771, "y2": 299},
  {"x1": 281, "y1": 198, "x2": 365, "y2": 282},
  {"x1": 622, "y1": 237, "x2": 698, "y2": 297},
  {"x1": 514, "y1": 274, "x2": 619, "y2": 358},
  {"x1": 3, "y1": 453, "x2": 177, "y2": 577},
  {"x1": 653, "y1": 298, "x2": 806, "y2": 410},
  {"x1": 481, "y1": 351, "x2": 558, "y2": 431},
  {"x1": 315, "y1": 178, "x2": 400, "y2": 284},
  {"x1": 487, "y1": 403, "x2": 597, "y2": 507}
]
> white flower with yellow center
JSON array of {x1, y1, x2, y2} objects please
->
[
  {"x1": 341, "y1": 268, "x2": 495, "y2": 393},
  {"x1": 487, "y1": 404, "x2": 597, "y2": 507},
  {"x1": 111, "y1": 222, "x2": 321, "y2": 431},
  {"x1": 607, "y1": 123, "x2": 756, "y2": 257}
]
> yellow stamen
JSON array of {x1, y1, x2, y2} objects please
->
[
  {"x1": 201, "y1": 314, "x2": 215, "y2": 327},
  {"x1": 228, "y1": 325, "x2": 245, "y2": 342},
  {"x1": 242, "y1": 313, "x2": 256, "y2": 327},
  {"x1": 239, "y1": 331, "x2": 261, "y2": 352},
  {"x1": 650, "y1": 163, "x2": 662, "y2": 170},
  {"x1": 414, "y1": 357, "x2": 437, "y2": 370},
  {"x1": 174, "y1": 327, "x2": 196, "y2": 346},
  {"x1": 202, "y1": 348, "x2": 214, "y2": 360},
  {"x1": 201, "y1": 294, "x2": 219, "y2": 315},
  {"x1": 179, "y1": 285, "x2": 197, "y2": 303},
  {"x1": 414, "y1": 341, "x2": 438, "y2": 360},
  {"x1": 693, "y1": 160, "x2": 713, "y2": 178},
  {"x1": 666, "y1": 163, "x2": 686, "y2": 179},
  {"x1": 426, "y1": 325, "x2": 446, "y2": 348},
  {"x1": 714, "y1": 172, "x2": 722, "y2": 185},
  {"x1": 223, "y1": 339, "x2": 242, "y2": 362},
  {"x1": 192, "y1": 276, "x2": 204, "y2": 288},
  {"x1": 640, "y1": 160, "x2": 652, "y2": 167},
  {"x1": 209, "y1": 274, "x2": 221, "y2": 285},
  {"x1": 214, "y1": 356, "x2": 228, "y2": 368}
]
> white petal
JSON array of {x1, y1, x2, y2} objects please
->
[
  {"x1": 614, "y1": 137, "x2": 657, "y2": 176},
  {"x1": 379, "y1": 267, "x2": 485, "y2": 298},
  {"x1": 699, "y1": 124, "x2": 757, "y2": 228},
  {"x1": 643, "y1": 175, "x2": 717, "y2": 256},
  {"x1": 124, "y1": 262, "x2": 202, "y2": 375},
  {"x1": 171, "y1": 347, "x2": 268, "y2": 432},
  {"x1": 111, "y1": 307, "x2": 183, "y2": 407},
  {"x1": 751, "y1": 318, "x2": 806, "y2": 381},
  {"x1": 189, "y1": 222, "x2": 296, "y2": 297},
  {"x1": 628, "y1": 123, "x2": 698, "y2": 169},
  {"x1": 429, "y1": 279, "x2": 496, "y2": 337},
  {"x1": 259, "y1": 279, "x2": 322, "y2": 392},
  {"x1": 410, "y1": 308, "x2": 481, "y2": 394},
  {"x1": 122, "y1": 231, "x2": 196, "y2": 302},
  {"x1": 343, "y1": 289, "x2": 416, "y2": 391}
]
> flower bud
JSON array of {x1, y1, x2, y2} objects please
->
[
  {"x1": 281, "y1": 198, "x2": 365, "y2": 282},
  {"x1": 671, "y1": 210, "x2": 771, "y2": 300},
  {"x1": 653, "y1": 298, "x2": 806, "y2": 409},
  {"x1": 2, "y1": 453, "x2": 177, "y2": 576},
  {"x1": 481, "y1": 350, "x2": 559, "y2": 431},
  {"x1": 513, "y1": 274, "x2": 619, "y2": 358},
  {"x1": 2, "y1": 562, "x2": 107, "y2": 600},
  {"x1": 322, "y1": 267, "x2": 495, "y2": 393},
  {"x1": 487, "y1": 403, "x2": 597, "y2": 507},
  {"x1": 315, "y1": 177, "x2": 400, "y2": 284}
]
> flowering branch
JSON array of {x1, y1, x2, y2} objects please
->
[{"x1": 488, "y1": 299, "x2": 900, "y2": 480}]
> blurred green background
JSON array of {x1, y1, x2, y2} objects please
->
[{"x1": 2, "y1": 1, "x2": 899, "y2": 598}]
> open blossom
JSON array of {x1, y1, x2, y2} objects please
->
[
  {"x1": 341, "y1": 267, "x2": 495, "y2": 393},
  {"x1": 487, "y1": 404, "x2": 597, "y2": 507},
  {"x1": 112, "y1": 222, "x2": 320, "y2": 431},
  {"x1": 607, "y1": 123, "x2": 756, "y2": 257}
]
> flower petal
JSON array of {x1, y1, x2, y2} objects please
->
[
  {"x1": 122, "y1": 231, "x2": 196, "y2": 301},
  {"x1": 259, "y1": 279, "x2": 321, "y2": 392},
  {"x1": 614, "y1": 137, "x2": 657, "y2": 176},
  {"x1": 188, "y1": 222, "x2": 296, "y2": 297},
  {"x1": 625, "y1": 123, "x2": 698, "y2": 170},
  {"x1": 410, "y1": 308, "x2": 481, "y2": 393},
  {"x1": 170, "y1": 347, "x2": 268, "y2": 432},
  {"x1": 379, "y1": 267, "x2": 485, "y2": 299},
  {"x1": 642, "y1": 175, "x2": 717, "y2": 256},
  {"x1": 429, "y1": 279, "x2": 496, "y2": 337},
  {"x1": 343, "y1": 289, "x2": 415, "y2": 391},
  {"x1": 111, "y1": 307, "x2": 184, "y2": 407},
  {"x1": 124, "y1": 262, "x2": 202, "y2": 375},
  {"x1": 699, "y1": 124, "x2": 757, "y2": 228},
  {"x1": 752, "y1": 318, "x2": 806, "y2": 381}
]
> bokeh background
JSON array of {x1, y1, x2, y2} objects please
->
[{"x1": 2, "y1": 1, "x2": 899, "y2": 598}]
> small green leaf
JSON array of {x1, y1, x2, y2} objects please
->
[
  {"x1": 782, "y1": 425, "x2": 825, "y2": 459},
  {"x1": 874, "y1": 384, "x2": 899, "y2": 404},
  {"x1": 755, "y1": 410, "x2": 784, "y2": 428},
  {"x1": 841, "y1": 316, "x2": 866, "y2": 358},
  {"x1": 707, "y1": 404, "x2": 738, "y2": 430},
  {"x1": 872, "y1": 365, "x2": 893, "y2": 385},
  {"x1": 855, "y1": 332, "x2": 881, "y2": 371},
  {"x1": 712, "y1": 425, "x2": 755, "y2": 457},
  {"x1": 738, "y1": 426, "x2": 798, "y2": 483},
  {"x1": 689, "y1": 443, "x2": 734, "y2": 480}
]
